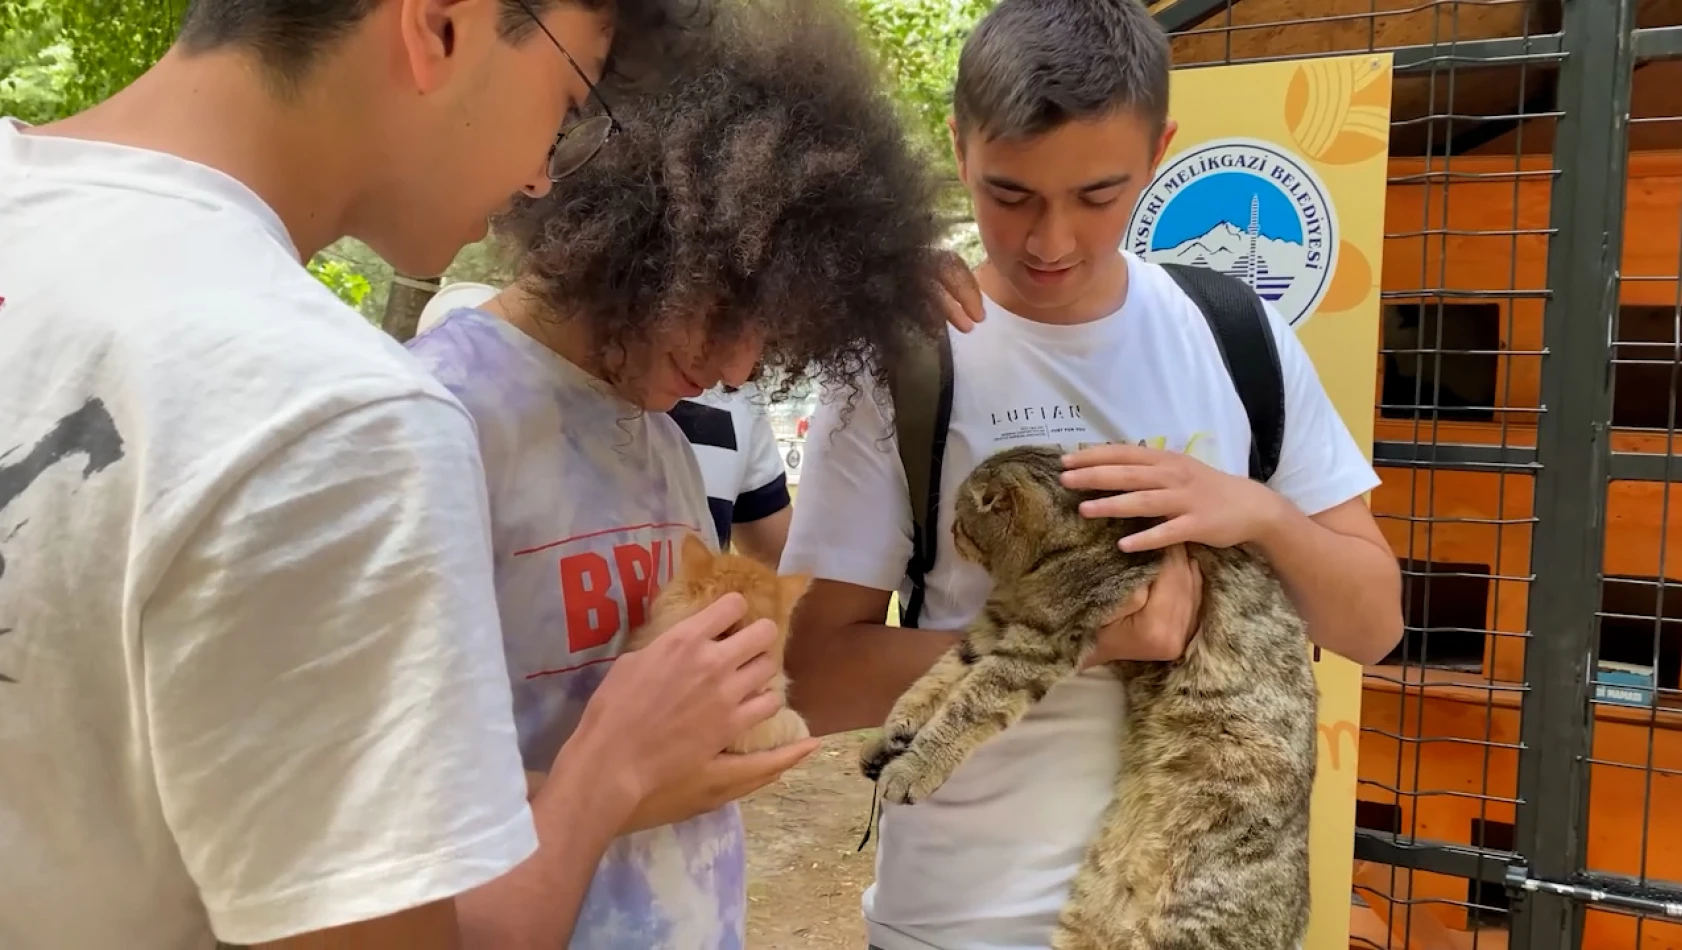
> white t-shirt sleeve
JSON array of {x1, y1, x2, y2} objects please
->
[
  {"x1": 141, "y1": 395, "x2": 536, "y2": 945},
  {"x1": 778, "y1": 377, "x2": 913, "y2": 592},
  {"x1": 1263, "y1": 302, "x2": 1383, "y2": 516},
  {"x1": 735, "y1": 402, "x2": 791, "y2": 523}
]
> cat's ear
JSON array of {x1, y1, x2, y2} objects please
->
[
  {"x1": 778, "y1": 572, "x2": 813, "y2": 606},
  {"x1": 975, "y1": 481, "x2": 1015, "y2": 516},
  {"x1": 678, "y1": 532, "x2": 715, "y2": 577}
]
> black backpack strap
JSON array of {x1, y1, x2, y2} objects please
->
[
  {"x1": 1160, "y1": 263, "x2": 1286, "y2": 483},
  {"x1": 886, "y1": 330, "x2": 954, "y2": 629}
]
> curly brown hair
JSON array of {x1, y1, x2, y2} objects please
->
[{"x1": 494, "y1": 0, "x2": 948, "y2": 401}]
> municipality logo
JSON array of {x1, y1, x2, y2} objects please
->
[{"x1": 1128, "y1": 137, "x2": 1338, "y2": 327}]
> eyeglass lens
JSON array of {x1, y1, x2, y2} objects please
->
[{"x1": 549, "y1": 114, "x2": 615, "y2": 181}]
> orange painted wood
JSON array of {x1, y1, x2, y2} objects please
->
[{"x1": 1357, "y1": 677, "x2": 1682, "y2": 948}]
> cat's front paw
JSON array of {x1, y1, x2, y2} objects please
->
[
  {"x1": 859, "y1": 723, "x2": 916, "y2": 780},
  {"x1": 877, "y1": 752, "x2": 944, "y2": 805}
]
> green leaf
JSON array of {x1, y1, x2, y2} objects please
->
[
  {"x1": 0, "y1": 0, "x2": 186, "y2": 124},
  {"x1": 307, "y1": 256, "x2": 373, "y2": 310}
]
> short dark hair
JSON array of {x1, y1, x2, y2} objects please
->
[
  {"x1": 495, "y1": 0, "x2": 947, "y2": 402},
  {"x1": 177, "y1": 0, "x2": 709, "y2": 94},
  {"x1": 953, "y1": 0, "x2": 1171, "y2": 142}
]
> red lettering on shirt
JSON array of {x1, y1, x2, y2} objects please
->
[
  {"x1": 613, "y1": 540, "x2": 659, "y2": 630},
  {"x1": 520, "y1": 522, "x2": 699, "y2": 676},
  {"x1": 559, "y1": 551, "x2": 619, "y2": 651}
]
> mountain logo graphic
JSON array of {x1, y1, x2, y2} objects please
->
[{"x1": 1127, "y1": 137, "x2": 1339, "y2": 328}]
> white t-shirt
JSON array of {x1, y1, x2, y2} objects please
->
[
  {"x1": 0, "y1": 120, "x2": 535, "y2": 947},
  {"x1": 407, "y1": 307, "x2": 747, "y2": 949},
  {"x1": 418, "y1": 282, "x2": 791, "y2": 549},
  {"x1": 781, "y1": 252, "x2": 1380, "y2": 950}
]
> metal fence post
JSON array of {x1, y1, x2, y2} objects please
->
[{"x1": 1514, "y1": 0, "x2": 1636, "y2": 947}]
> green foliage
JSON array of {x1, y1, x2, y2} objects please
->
[
  {"x1": 306, "y1": 256, "x2": 374, "y2": 310},
  {"x1": 312, "y1": 236, "x2": 516, "y2": 326},
  {"x1": 0, "y1": 11, "x2": 73, "y2": 126},
  {"x1": 848, "y1": 0, "x2": 992, "y2": 166},
  {"x1": 845, "y1": 0, "x2": 992, "y2": 222},
  {"x1": 943, "y1": 222, "x2": 985, "y2": 266},
  {"x1": 0, "y1": 0, "x2": 185, "y2": 125},
  {"x1": 315, "y1": 240, "x2": 394, "y2": 322}
]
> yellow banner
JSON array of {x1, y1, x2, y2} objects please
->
[{"x1": 1127, "y1": 52, "x2": 1393, "y2": 950}]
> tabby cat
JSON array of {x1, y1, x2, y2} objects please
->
[{"x1": 859, "y1": 444, "x2": 1318, "y2": 950}]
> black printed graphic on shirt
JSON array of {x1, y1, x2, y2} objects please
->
[
  {"x1": 986, "y1": 401, "x2": 1091, "y2": 443},
  {"x1": 981, "y1": 399, "x2": 1225, "y2": 464},
  {"x1": 0, "y1": 398, "x2": 126, "y2": 684}
]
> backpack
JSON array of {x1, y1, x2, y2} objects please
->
[{"x1": 887, "y1": 262, "x2": 1286, "y2": 628}]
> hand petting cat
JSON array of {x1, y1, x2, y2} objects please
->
[
  {"x1": 1058, "y1": 443, "x2": 1290, "y2": 552},
  {"x1": 1061, "y1": 442, "x2": 1276, "y2": 666}
]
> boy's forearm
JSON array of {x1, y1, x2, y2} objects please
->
[
  {"x1": 1253, "y1": 503, "x2": 1404, "y2": 666},
  {"x1": 456, "y1": 736, "x2": 634, "y2": 948},
  {"x1": 787, "y1": 622, "x2": 959, "y2": 736}
]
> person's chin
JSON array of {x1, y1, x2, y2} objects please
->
[
  {"x1": 377, "y1": 240, "x2": 466, "y2": 282},
  {"x1": 641, "y1": 391, "x2": 682, "y2": 413},
  {"x1": 1010, "y1": 274, "x2": 1086, "y2": 311},
  {"x1": 377, "y1": 217, "x2": 488, "y2": 278}
]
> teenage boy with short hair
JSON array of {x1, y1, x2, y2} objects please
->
[{"x1": 781, "y1": 2, "x2": 1404, "y2": 947}]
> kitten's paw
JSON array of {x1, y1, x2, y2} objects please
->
[
  {"x1": 728, "y1": 707, "x2": 810, "y2": 754},
  {"x1": 877, "y1": 753, "x2": 943, "y2": 805},
  {"x1": 859, "y1": 723, "x2": 915, "y2": 780}
]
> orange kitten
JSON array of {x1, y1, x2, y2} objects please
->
[
  {"x1": 526, "y1": 533, "x2": 812, "y2": 798},
  {"x1": 627, "y1": 531, "x2": 812, "y2": 754}
]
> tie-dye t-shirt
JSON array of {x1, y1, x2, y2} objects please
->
[{"x1": 407, "y1": 307, "x2": 744, "y2": 949}]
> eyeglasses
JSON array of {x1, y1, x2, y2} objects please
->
[{"x1": 514, "y1": 0, "x2": 621, "y2": 181}]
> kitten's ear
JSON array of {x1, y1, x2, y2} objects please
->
[
  {"x1": 678, "y1": 532, "x2": 715, "y2": 577},
  {"x1": 778, "y1": 572, "x2": 813, "y2": 606}
]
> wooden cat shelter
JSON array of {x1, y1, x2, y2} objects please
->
[
  {"x1": 1151, "y1": 0, "x2": 1682, "y2": 947},
  {"x1": 1359, "y1": 150, "x2": 1682, "y2": 950}
]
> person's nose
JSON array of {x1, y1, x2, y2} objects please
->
[
  {"x1": 717, "y1": 338, "x2": 764, "y2": 389},
  {"x1": 1024, "y1": 203, "x2": 1076, "y2": 264}
]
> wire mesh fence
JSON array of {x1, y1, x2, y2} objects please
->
[{"x1": 1153, "y1": 0, "x2": 1682, "y2": 947}]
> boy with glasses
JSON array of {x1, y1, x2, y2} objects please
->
[{"x1": 0, "y1": 0, "x2": 977, "y2": 947}]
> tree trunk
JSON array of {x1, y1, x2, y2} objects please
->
[{"x1": 382, "y1": 273, "x2": 442, "y2": 343}]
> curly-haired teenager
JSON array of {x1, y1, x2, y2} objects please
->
[
  {"x1": 421, "y1": 286, "x2": 799, "y2": 566},
  {"x1": 0, "y1": 1, "x2": 972, "y2": 949},
  {"x1": 402, "y1": 0, "x2": 950, "y2": 944}
]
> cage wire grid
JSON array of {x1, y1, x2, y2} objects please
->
[{"x1": 1152, "y1": 0, "x2": 1682, "y2": 947}]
